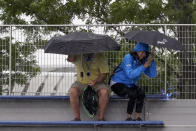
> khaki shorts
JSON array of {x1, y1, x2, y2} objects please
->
[{"x1": 69, "y1": 81, "x2": 110, "y2": 96}]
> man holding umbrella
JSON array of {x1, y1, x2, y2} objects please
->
[
  {"x1": 67, "y1": 53, "x2": 109, "y2": 121},
  {"x1": 45, "y1": 31, "x2": 120, "y2": 121}
]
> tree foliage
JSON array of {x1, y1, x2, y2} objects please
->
[{"x1": 0, "y1": 36, "x2": 40, "y2": 94}]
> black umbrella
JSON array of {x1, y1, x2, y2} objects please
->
[
  {"x1": 124, "y1": 30, "x2": 184, "y2": 51},
  {"x1": 44, "y1": 32, "x2": 120, "y2": 55}
]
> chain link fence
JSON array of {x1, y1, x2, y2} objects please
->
[{"x1": 0, "y1": 24, "x2": 195, "y2": 99}]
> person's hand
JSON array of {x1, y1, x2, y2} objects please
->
[
  {"x1": 144, "y1": 54, "x2": 154, "y2": 68},
  {"x1": 88, "y1": 74, "x2": 106, "y2": 86},
  {"x1": 147, "y1": 53, "x2": 154, "y2": 62},
  {"x1": 67, "y1": 55, "x2": 77, "y2": 62},
  {"x1": 88, "y1": 80, "x2": 96, "y2": 86}
]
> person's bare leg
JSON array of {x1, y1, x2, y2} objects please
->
[
  {"x1": 98, "y1": 88, "x2": 109, "y2": 120},
  {"x1": 127, "y1": 114, "x2": 132, "y2": 119},
  {"x1": 135, "y1": 113, "x2": 141, "y2": 119},
  {"x1": 70, "y1": 87, "x2": 80, "y2": 120}
]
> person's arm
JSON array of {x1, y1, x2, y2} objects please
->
[
  {"x1": 144, "y1": 54, "x2": 154, "y2": 68},
  {"x1": 144, "y1": 61, "x2": 157, "y2": 78},
  {"x1": 144, "y1": 54, "x2": 157, "y2": 78},
  {"x1": 122, "y1": 54, "x2": 146, "y2": 79},
  {"x1": 67, "y1": 55, "x2": 77, "y2": 62},
  {"x1": 88, "y1": 73, "x2": 107, "y2": 86},
  {"x1": 88, "y1": 54, "x2": 109, "y2": 86}
]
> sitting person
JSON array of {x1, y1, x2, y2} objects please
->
[
  {"x1": 67, "y1": 53, "x2": 109, "y2": 121},
  {"x1": 110, "y1": 42, "x2": 157, "y2": 121}
]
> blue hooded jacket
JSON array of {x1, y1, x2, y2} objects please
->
[{"x1": 111, "y1": 42, "x2": 157, "y2": 88}]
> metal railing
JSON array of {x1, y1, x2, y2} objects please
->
[{"x1": 0, "y1": 24, "x2": 195, "y2": 99}]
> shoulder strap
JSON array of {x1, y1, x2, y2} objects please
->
[
  {"x1": 108, "y1": 53, "x2": 136, "y2": 85},
  {"x1": 108, "y1": 62, "x2": 122, "y2": 85}
]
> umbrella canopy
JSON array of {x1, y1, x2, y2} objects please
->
[
  {"x1": 124, "y1": 30, "x2": 184, "y2": 51},
  {"x1": 44, "y1": 32, "x2": 120, "y2": 55}
]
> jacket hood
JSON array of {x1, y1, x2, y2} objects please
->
[{"x1": 133, "y1": 42, "x2": 149, "y2": 52}]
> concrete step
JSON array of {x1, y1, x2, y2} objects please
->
[
  {"x1": 0, "y1": 97, "x2": 134, "y2": 121},
  {"x1": 145, "y1": 99, "x2": 196, "y2": 125},
  {"x1": 0, "y1": 95, "x2": 165, "y2": 121},
  {"x1": 0, "y1": 95, "x2": 165, "y2": 131},
  {"x1": 1, "y1": 96, "x2": 196, "y2": 131}
]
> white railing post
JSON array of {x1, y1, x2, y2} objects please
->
[
  {"x1": 164, "y1": 25, "x2": 167, "y2": 95},
  {"x1": 8, "y1": 26, "x2": 12, "y2": 95}
]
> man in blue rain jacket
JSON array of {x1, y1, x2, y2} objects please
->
[{"x1": 110, "y1": 42, "x2": 157, "y2": 121}]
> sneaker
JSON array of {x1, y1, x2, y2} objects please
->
[
  {"x1": 125, "y1": 117, "x2": 133, "y2": 121},
  {"x1": 134, "y1": 117, "x2": 142, "y2": 121},
  {"x1": 72, "y1": 118, "x2": 81, "y2": 121}
]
